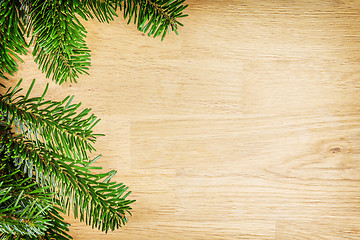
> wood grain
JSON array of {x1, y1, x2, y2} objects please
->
[{"x1": 5, "y1": 0, "x2": 360, "y2": 239}]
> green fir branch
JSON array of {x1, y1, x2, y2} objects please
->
[
  {"x1": 0, "y1": 0, "x2": 28, "y2": 76},
  {"x1": 121, "y1": 0, "x2": 188, "y2": 40},
  {"x1": 31, "y1": 0, "x2": 91, "y2": 84},
  {"x1": 0, "y1": 0, "x2": 187, "y2": 83},
  {"x1": 0, "y1": 80, "x2": 134, "y2": 233},
  {"x1": 0, "y1": 79, "x2": 100, "y2": 161},
  {"x1": 1, "y1": 132, "x2": 133, "y2": 233},
  {"x1": 0, "y1": 165, "x2": 69, "y2": 239},
  {"x1": 78, "y1": 0, "x2": 119, "y2": 23}
]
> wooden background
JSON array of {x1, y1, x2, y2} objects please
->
[{"x1": 6, "y1": 0, "x2": 360, "y2": 239}]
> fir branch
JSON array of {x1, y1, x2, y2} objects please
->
[
  {"x1": 0, "y1": 79, "x2": 100, "y2": 161},
  {"x1": 0, "y1": 80, "x2": 134, "y2": 233},
  {"x1": 0, "y1": 215, "x2": 49, "y2": 238},
  {"x1": 1, "y1": 133, "x2": 133, "y2": 233},
  {"x1": 43, "y1": 208, "x2": 72, "y2": 240},
  {"x1": 121, "y1": 0, "x2": 188, "y2": 40},
  {"x1": 0, "y1": 201, "x2": 72, "y2": 240},
  {"x1": 31, "y1": 0, "x2": 91, "y2": 84},
  {"x1": 77, "y1": 0, "x2": 119, "y2": 23},
  {"x1": 0, "y1": 0, "x2": 28, "y2": 76},
  {"x1": 0, "y1": 167, "x2": 53, "y2": 239},
  {"x1": 0, "y1": 0, "x2": 187, "y2": 83}
]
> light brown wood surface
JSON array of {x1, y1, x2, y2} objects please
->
[{"x1": 6, "y1": 0, "x2": 360, "y2": 239}]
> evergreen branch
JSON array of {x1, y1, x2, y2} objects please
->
[
  {"x1": 0, "y1": 215, "x2": 49, "y2": 238},
  {"x1": 0, "y1": 168, "x2": 52, "y2": 238},
  {"x1": 0, "y1": 79, "x2": 100, "y2": 161},
  {"x1": 0, "y1": 0, "x2": 28, "y2": 75},
  {"x1": 0, "y1": 0, "x2": 187, "y2": 84},
  {"x1": 121, "y1": 0, "x2": 188, "y2": 40},
  {"x1": 31, "y1": 0, "x2": 91, "y2": 84},
  {"x1": 0, "y1": 200, "x2": 71, "y2": 240},
  {"x1": 0, "y1": 168, "x2": 72, "y2": 240},
  {"x1": 39, "y1": 207, "x2": 73, "y2": 240},
  {"x1": 77, "y1": 0, "x2": 119, "y2": 23},
  {"x1": 0, "y1": 115, "x2": 134, "y2": 233},
  {"x1": 17, "y1": 0, "x2": 32, "y2": 35}
]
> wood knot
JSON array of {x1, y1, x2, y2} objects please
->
[{"x1": 330, "y1": 146, "x2": 341, "y2": 153}]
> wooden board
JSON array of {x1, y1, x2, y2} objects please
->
[{"x1": 6, "y1": 0, "x2": 360, "y2": 239}]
